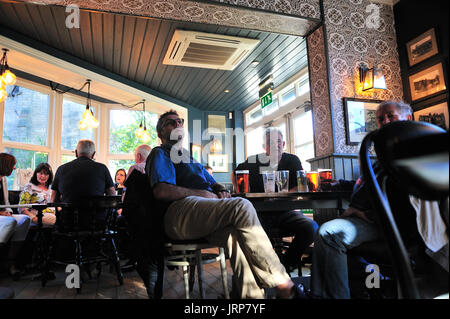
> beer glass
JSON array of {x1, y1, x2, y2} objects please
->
[
  {"x1": 306, "y1": 171, "x2": 319, "y2": 192},
  {"x1": 261, "y1": 171, "x2": 276, "y2": 193},
  {"x1": 297, "y1": 170, "x2": 309, "y2": 192},
  {"x1": 276, "y1": 170, "x2": 289, "y2": 192},
  {"x1": 235, "y1": 170, "x2": 249, "y2": 193},
  {"x1": 318, "y1": 169, "x2": 333, "y2": 191}
]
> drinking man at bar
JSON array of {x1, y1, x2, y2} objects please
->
[
  {"x1": 311, "y1": 100, "x2": 424, "y2": 299},
  {"x1": 148, "y1": 110, "x2": 306, "y2": 299},
  {"x1": 232, "y1": 127, "x2": 318, "y2": 274}
]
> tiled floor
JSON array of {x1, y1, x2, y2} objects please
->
[{"x1": 0, "y1": 248, "x2": 309, "y2": 299}]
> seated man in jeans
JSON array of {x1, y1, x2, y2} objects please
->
[
  {"x1": 147, "y1": 110, "x2": 305, "y2": 299},
  {"x1": 232, "y1": 127, "x2": 318, "y2": 273},
  {"x1": 311, "y1": 100, "x2": 418, "y2": 299}
]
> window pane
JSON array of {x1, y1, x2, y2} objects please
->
[
  {"x1": 293, "y1": 111, "x2": 314, "y2": 146},
  {"x1": 61, "y1": 154, "x2": 76, "y2": 164},
  {"x1": 246, "y1": 126, "x2": 264, "y2": 158},
  {"x1": 281, "y1": 88, "x2": 296, "y2": 106},
  {"x1": 262, "y1": 99, "x2": 278, "y2": 116},
  {"x1": 109, "y1": 110, "x2": 158, "y2": 154},
  {"x1": 246, "y1": 107, "x2": 263, "y2": 125},
  {"x1": 298, "y1": 79, "x2": 310, "y2": 96},
  {"x1": 295, "y1": 143, "x2": 314, "y2": 171},
  {"x1": 4, "y1": 147, "x2": 48, "y2": 190},
  {"x1": 2, "y1": 85, "x2": 49, "y2": 146},
  {"x1": 108, "y1": 160, "x2": 135, "y2": 182},
  {"x1": 61, "y1": 99, "x2": 95, "y2": 150}
]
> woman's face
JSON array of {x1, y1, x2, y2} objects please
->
[
  {"x1": 115, "y1": 171, "x2": 126, "y2": 184},
  {"x1": 37, "y1": 170, "x2": 49, "y2": 186}
]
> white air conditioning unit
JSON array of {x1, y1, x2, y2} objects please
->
[{"x1": 163, "y1": 30, "x2": 260, "y2": 71}]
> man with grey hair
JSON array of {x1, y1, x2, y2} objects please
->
[
  {"x1": 126, "y1": 144, "x2": 152, "y2": 178},
  {"x1": 51, "y1": 139, "x2": 115, "y2": 204},
  {"x1": 232, "y1": 127, "x2": 318, "y2": 275},
  {"x1": 311, "y1": 100, "x2": 415, "y2": 299}
]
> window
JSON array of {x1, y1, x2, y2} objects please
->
[
  {"x1": 246, "y1": 107, "x2": 263, "y2": 126},
  {"x1": 298, "y1": 79, "x2": 310, "y2": 97},
  {"x1": 4, "y1": 147, "x2": 48, "y2": 190},
  {"x1": 293, "y1": 110, "x2": 314, "y2": 171},
  {"x1": 281, "y1": 86, "x2": 296, "y2": 106},
  {"x1": 61, "y1": 154, "x2": 75, "y2": 164},
  {"x1": 2, "y1": 85, "x2": 49, "y2": 146},
  {"x1": 246, "y1": 126, "x2": 264, "y2": 158},
  {"x1": 262, "y1": 99, "x2": 279, "y2": 116},
  {"x1": 108, "y1": 160, "x2": 135, "y2": 181},
  {"x1": 61, "y1": 99, "x2": 95, "y2": 151},
  {"x1": 109, "y1": 109, "x2": 158, "y2": 155}
]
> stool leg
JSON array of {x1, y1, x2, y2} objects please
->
[
  {"x1": 219, "y1": 247, "x2": 230, "y2": 299},
  {"x1": 182, "y1": 265, "x2": 190, "y2": 299},
  {"x1": 195, "y1": 250, "x2": 205, "y2": 299},
  {"x1": 189, "y1": 264, "x2": 195, "y2": 292}
]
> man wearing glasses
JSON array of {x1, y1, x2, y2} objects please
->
[{"x1": 146, "y1": 110, "x2": 305, "y2": 299}]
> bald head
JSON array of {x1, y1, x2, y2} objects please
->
[
  {"x1": 135, "y1": 144, "x2": 152, "y2": 163},
  {"x1": 76, "y1": 139, "x2": 96, "y2": 158}
]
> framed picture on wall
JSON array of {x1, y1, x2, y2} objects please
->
[
  {"x1": 208, "y1": 114, "x2": 226, "y2": 134},
  {"x1": 208, "y1": 154, "x2": 228, "y2": 173},
  {"x1": 190, "y1": 143, "x2": 202, "y2": 163},
  {"x1": 414, "y1": 101, "x2": 449, "y2": 130},
  {"x1": 408, "y1": 62, "x2": 447, "y2": 102},
  {"x1": 343, "y1": 97, "x2": 382, "y2": 145},
  {"x1": 406, "y1": 28, "x2": 439, "y2": 67}
]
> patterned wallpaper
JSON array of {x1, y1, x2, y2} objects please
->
[
  {"x1": 322, "y1": 0, "x2": 404, "y2": 154},
  {"x1": 16, "y1": 0, "x2": 319, "y2": 36},
  {"x1": 207, "y1": 0, "x2": 321, "y2": 20},
  {"x1": 307, "y1": 26, "x2": 334, "y2": 157}
]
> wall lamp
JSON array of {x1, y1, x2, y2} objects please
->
[{"x1": 359, "y1": 64, "x2": 387, "y2": 91}]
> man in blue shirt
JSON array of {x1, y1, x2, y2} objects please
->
[{"x1": 148, "y1": 110, "x2": 304, "y2": 299}]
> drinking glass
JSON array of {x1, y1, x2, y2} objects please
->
[
  {"x1": 261, "y1": 171, "x2": 276, "y2": 193},
  {"x1": 306, "y1": 171, "x2": 319, "y2": 192},
  {"x1": 276, "y1": 170, "x2": 289, "y2": 192},
  {"x1": 297, "y1": 170, "x2": 309, "y2": 192},
  {"x1": 235, "y1": 170, "x2": 249, "y2": 193},
  {"x1": 318, "y1": 169, "x2": 333, "y2": 191}
]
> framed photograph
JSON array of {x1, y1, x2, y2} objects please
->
[
  {"x1": 414, "y1": 101, "x2": 449, "y2": 130},
  {"x1": 343, "y1": 97, "x2": 382, "y2": 145},
  {"x1": 208, "y1": 154, "x2": 228, "y2": 173},
  {"x1": 409, "y1": 62, "x2": 447, "y2": 101},
  {"x1": 208, "y1": 114, "x2": 226, "y2": 134},
  {"x1": 406, "y1": 28, "x2": 438, "y2": 67},
  {"x1": 190, "y1": 143, "x2": 201, "y2": 163}
]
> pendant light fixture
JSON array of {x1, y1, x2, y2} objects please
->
[
  {"x1": 135, "y1": 99, "x2": 151, "y2": 143},
  {"x1": 78, "y1": 79, "x2": 99, "y2": 130},
  {"x1": 0, "y1": 48, "x2": 16, "y2": 103}
]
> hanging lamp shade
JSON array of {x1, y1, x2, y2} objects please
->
[{"x1": 78, "y1": 106, "x2": 99, "y2": 130}]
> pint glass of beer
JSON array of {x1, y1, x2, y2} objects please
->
[
  {"x1": 297, "y1": 170, "x2": 309, "y2": 192},
  {"x1": 318, "y1": 169, "x2": 333, "y2": 191},
  {"x1": 306, "y1": 171, "x2": 319, "y2": 192},
  {"x1": 235, "y1": 170, "x2": 249, "y2": 193}
]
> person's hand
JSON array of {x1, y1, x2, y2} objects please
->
[
  {"x1": 340, "y1": 206, "x2": 372, "y2": 223},
  {"x1": 197, "y1": 190, "x2": 218, "y2": 199},
  {"x1": 217, "y1": 191, "x2": 231, "y2": 199},
  {"x1": 0, "y1": 210, "x2": 12, "y2": 216}
]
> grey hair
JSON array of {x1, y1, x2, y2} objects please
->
[
  {"x1": 76, "y1": 139, "x2": 96, "y2": 156},
  {"x1": 135, "y1": 144, "x2": 151, "y2": 160},
  {"x1": 378, "y1": 100, "x2": 412, "y2": 117},
  {"x1": 264, "y1": 127, "x2": 283, "y2": 139}
]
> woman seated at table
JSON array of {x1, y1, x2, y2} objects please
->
[
  {"x1": 0, "y1": 153, "x2": 31, "y2": 280},
  {"x1": 18, "y1": 163, "x2": 56, "y2": 226},
  {"x1": 114, "y1": 169, "x2": 127, "y2": 195}
]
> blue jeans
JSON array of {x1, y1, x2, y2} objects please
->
[{"x1": 311, "y1": 216, "x2": 379, "y2": 299}]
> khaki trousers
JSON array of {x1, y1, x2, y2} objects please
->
[{"x1": 164, "y1": 196, "x2": 290, "y2": 299}]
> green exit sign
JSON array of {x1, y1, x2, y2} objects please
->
[{"x1": 260, "y1": 91, "x2": 272, "y2": 109}]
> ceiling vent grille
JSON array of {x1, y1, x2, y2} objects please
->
[{"x1": 163, "y1": 30, "x2": 260, "y2": 70}]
